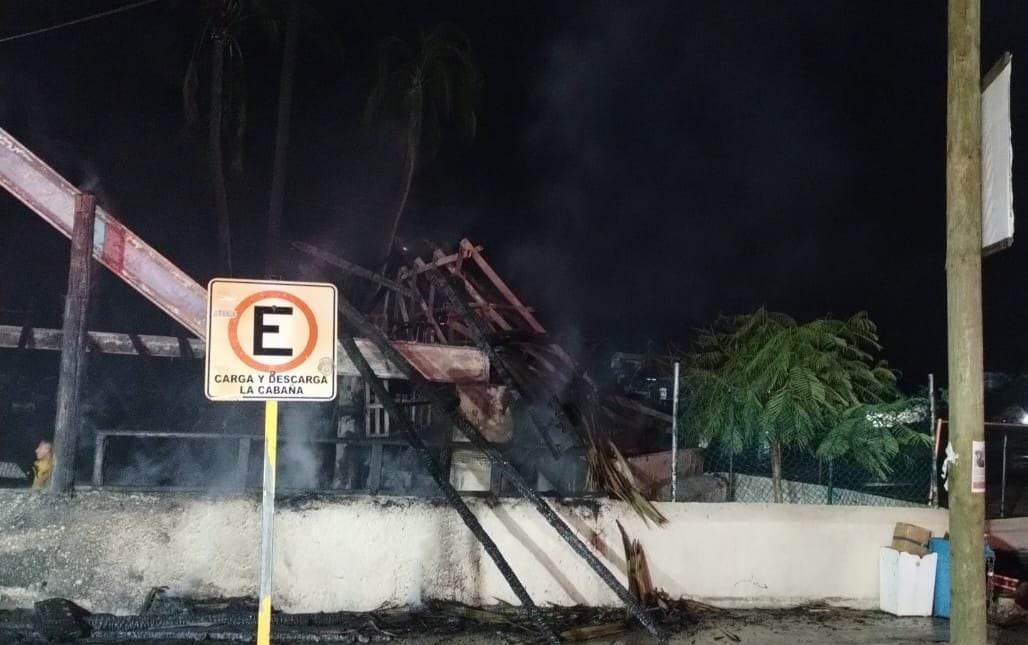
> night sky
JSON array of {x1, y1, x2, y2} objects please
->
[{"x1": 1, "y1": 0, "x2": 1027, "y2": 387}]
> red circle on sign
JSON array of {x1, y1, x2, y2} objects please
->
[{"x1": 228, "y1": 290, "x2": 318, "y2": 372}]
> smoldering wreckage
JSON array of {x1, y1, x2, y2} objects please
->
[{"x1": 0, "y1": 126, "x2": 707, "y2": 643}]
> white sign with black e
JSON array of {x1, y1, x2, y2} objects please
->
[{"x1": 204, "y1": 279, "x2": 337, "y2": 401}]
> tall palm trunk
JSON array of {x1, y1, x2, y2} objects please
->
[
  {"x1": 770, "y1": 441, "x2": 784, "y2": 503},
  {"x1": 361, "y1": 116, "x2": 419, "y2": 312},
  {"x1": 265, "y1": 0, "x2": 299, "y2": 278},
  {"x1": 210, "y1": 35, "x2": 233, "y2": 276},
  {"x1": 381, "y1": 114, "x2": 420, "y2": 262}
]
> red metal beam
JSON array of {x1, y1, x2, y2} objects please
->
[
  {"x1": 0, "y1": 127, "x2": 489, "y2": 384},
  {"x1": 0, "y1": 128, "x2": 207, "y2": 336}
]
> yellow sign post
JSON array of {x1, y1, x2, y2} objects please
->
[
  {"x1": 257, "y1": 398, "x2": 278, "y2": 645},
  {"x1": 204, "y1": 279, "x2": 337, "y2": 645}
]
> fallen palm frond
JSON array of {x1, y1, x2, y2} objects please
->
[
  {"x1": 583, "y1": 413, "x2": 668, "y2": 526},
  {"x1": 504, "y1": 345, "x2": 670, "y2": 527}
]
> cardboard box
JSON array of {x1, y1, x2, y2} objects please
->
[
  {"x1": 891, "y1": 522, "x2": 932, "y2": 556},
  {"x1": 880, "y1": 547, "x2": 938, "y2": 616}
]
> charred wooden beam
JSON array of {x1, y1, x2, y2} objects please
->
[
  {"x1": 0, "y1": 326, "x2": 490, "y2": 383},
  {"x1": 339, "y1": 331, "x2": 559, "y2": 644},
  {"x1": 51, "y1": 194, "x2": 95, "y2": 493},
  {"x1": 429, "y1": 251, "x2": 512, "y2": 332},
  {"x1": 608, "y1": 395, "x2": 674, "y2": 425},
  {"x1": 0, "y1": 325, "x2": 202, "y2": 357},
  {"x1": 409, "y1": 246, "x2": 480, "y2": 274},
  {"x1": 402, "y1": 271, "x2": 447, "y2": 344},
  {"x1": 460, "y1": 238, "x2": 546, "y2": 334},
  {"x1": 335, "y1": 293, "x2": 665, "y2": 640},
  {"x1": 290, "y1": 241, "x2": 413, "y2": 297},
  {"x1": 417, "y1": 254, "x2": 578, "y2": 456}
]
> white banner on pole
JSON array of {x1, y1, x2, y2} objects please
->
[{"x1": 982, "y1": 53, "x2": 1014, "y2": 255}]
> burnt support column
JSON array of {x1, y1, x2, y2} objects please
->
[
  {"x1": 50, "y1": 193, "x2": 96, "y2": 493},
  {"x1": 339, "y1": 332, "x2": 560, "y2": 644},
  {"x1": 419, "y1": 256, "x2": 572, "y2": 459},
  {"x1": 337, "y1": 294, "x2": 665, "y2": 640},
  {"x1": 332, "y1": 375, "x2": 362, "y2": 489}
]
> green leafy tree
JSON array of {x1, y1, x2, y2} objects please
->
[
  {"x1": 686, "y1": 309, "x2": 928, "y2": 502},
  {"x1": 365, "y1": 24, "x2": 480, "y2": 263}
]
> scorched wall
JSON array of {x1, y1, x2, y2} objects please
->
[{"x1": 0, "y1": 490, "x2": 948, "y2": 614}]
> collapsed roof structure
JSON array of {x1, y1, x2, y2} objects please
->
[
  {"x1": 0, "y1": 125, "x2": 672, "y2": 639},
  {"x1": 292, "y1": 237, "x2": 673, "y2": 517}
]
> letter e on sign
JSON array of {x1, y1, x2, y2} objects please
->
[{"x1": 205, "y1": 279, "x2": 337, "y2": 401}]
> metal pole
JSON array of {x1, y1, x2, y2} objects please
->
[
  {"x1": 256, "y1": 400, "x2": 278, "y2": 645},
  {"x1": 671, "y1": 361, "x2": 680, "y2": 502},
  {"x1": 729, "y1": 452, "x2": 735, "y2": 501},
  {"x1": 929, "y1": 373, "x2": 937, "y2": 426},
  {"x1": 827, "y1": 461, "x2": 834, "y2": 505},
  {"x1": 946, "y1": 0, "x2": 986, "y2": 640},
  {"x1": 1001, "y1": 432, "x2": 1008, "y2": 518},
  {"x1": 50, "y1": 193, "x2": 96, "y2": 493},
  {"x1": 929, "y1": 373, "x2": 938, "y2": 507}
]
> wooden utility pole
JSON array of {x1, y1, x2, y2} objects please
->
[
  {"x1": 946, "y1": 0, "x2": 986, "y2": 641},
  {"x1": 50, "y1": 193, "x2": 96, "y2": 493}
]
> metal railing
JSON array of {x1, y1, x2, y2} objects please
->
[
  {"x1": 92, "y1": 430, "x2": 417, "y2": 494},
  {"x1": 90, "y1": 429, "x2": 598, "y2": 498}
]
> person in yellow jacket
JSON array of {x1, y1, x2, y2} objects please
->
[{"x1": 31, "y1": 440, "x2": 53, "y2": 489}]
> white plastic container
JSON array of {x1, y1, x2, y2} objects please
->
[
  {"x1": 449, "y1": 449, "x2": 491, "y2": 492},
  {"x1": 879, "y1": 547, "x2": 938, "y2": 616}
]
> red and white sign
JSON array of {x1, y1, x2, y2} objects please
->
[{"x1": 205, "y1": 279, "x2": 337, "y2": 401}]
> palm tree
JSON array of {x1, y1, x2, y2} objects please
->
[
  {"x1": 264, "y1": 0, "x2": 299, "y2": 278},
  {"x1": 686, "y1": 309, "x2": 928, "y2": 502},
  {"x1": 183, "y1": 0, "x2": 277, "y2": 276},
  {"x1": 365, "y1": 24, "x2": 480, "y2": 263}
]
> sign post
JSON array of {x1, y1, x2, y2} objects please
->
[
  {"x1": 257, "y1": 398, "x2": 278, "y2": 645},
  {"x1": 205, "y1": 279, "x2": 337, "y2": 645}
]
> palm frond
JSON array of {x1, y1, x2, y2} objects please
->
[{"x1": 366, "y1": 23, "x2": 480, "y2": 156}]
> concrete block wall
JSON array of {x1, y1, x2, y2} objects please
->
[{"x1": 0, "y1": 490, "x2": 948, "y2": 614}]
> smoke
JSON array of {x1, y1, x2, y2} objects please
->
[
  {"x1": 110, "y1": 435, "x2": 242, "y2": 489},
  {"x1": 104, "y1": 401, "x2": 338, "y2": 491},
  {"x1": 278, "y1": 403, "x2": 334, "y2": 491},
  {"x1": 501, "y1": 1, "x2": 865, "y2": 348}
]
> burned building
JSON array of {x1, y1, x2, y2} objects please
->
[{"x1": 0, "y1": 120, "x2": 678, "y2": 510}]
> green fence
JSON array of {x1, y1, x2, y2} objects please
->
[{"x1": 702, "y1": 440, "x2": 933, "y2": 506}]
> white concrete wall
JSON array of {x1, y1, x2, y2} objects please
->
[{"x1": 0, "y1": 490, "x2": 948, "y2": 614}]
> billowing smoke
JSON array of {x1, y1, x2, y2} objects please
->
[
  {"x1": 105, "y1": 400, "x2": 339, "y2": 491},
  {"x1": 498, "y1": 1, "x2": 862, "y2": 350},
  {"x1": 278, "y1": 403, "x2": 335, "y2": 491}
]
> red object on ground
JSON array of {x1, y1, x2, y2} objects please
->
[{"x1": 993, "y1": 574, "x2": 1020, "y2": 596}]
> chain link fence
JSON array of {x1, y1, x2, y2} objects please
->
[{"x1": 702, "y1": 436, "x2": 934, "y2": 507}]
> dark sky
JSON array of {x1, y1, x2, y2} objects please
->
[{"x1": 0, "y1": 0, "x2": 1026, "y2": 386}]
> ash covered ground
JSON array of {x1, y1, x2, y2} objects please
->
[{"x1": 3, "y1": 597, "x2": 1028, "y2": 644}]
